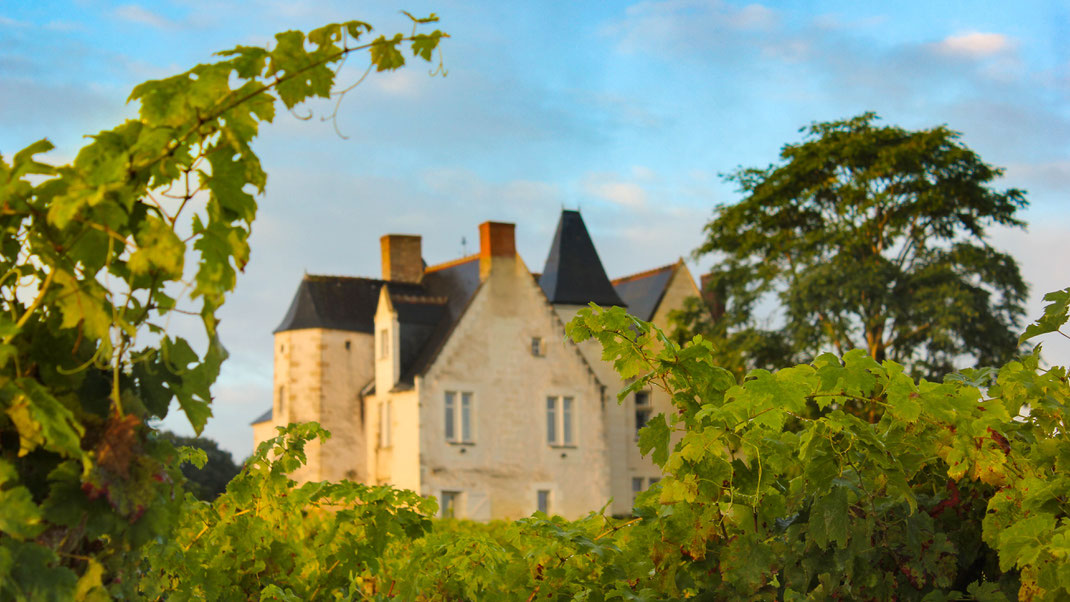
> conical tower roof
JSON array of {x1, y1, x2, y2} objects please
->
[{"x1": 538, "y1": 210, "x2": 626, "y2": 307}]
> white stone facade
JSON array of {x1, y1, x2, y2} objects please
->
[{"x1": 253, "y1": 213, "x2": 702, "y2": 519}]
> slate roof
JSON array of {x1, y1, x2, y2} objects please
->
[
  {"x1": 539, "y1": 210, "x2": 626, "y2": 307},
  {"x1": 612, "y1": 262, "x2": 679, "y2": 322},
  {"x1": 273, "y1": 275, "x2": 424, "y2": 334},
  {"x1": 251, "y1": 407, "x2": 272, "y2": 424},
  {"x1": 398, "y1": 257, "x2": 482, "y2": 386}
]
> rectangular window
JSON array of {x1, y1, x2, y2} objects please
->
[
  {"x1": 546, "y1": 397, "x2": 557, "y2": 444},
  {"x1": 531, "y1": 337, "x2": 543, "y2": 357},
  {"x1": 461, "y1": 392, "x2": 472, "y2": 442},
  {"x1": 632, "y1": 477, "x2": 644, "y2": 504},
  {"x1": 440, "y1": 490, "x2": 462, "y2": 518},
  {"x1": 562, "y1": 397, "x2": 574, "y2": 445},
  {"x1": 277, "y1": 385, "x2": 285, "y2": 415},
  {"x1": 379, "y1": 329, "x2": 389, "y2": 358},
  {"x1": 445, "y1": 391, "x2": 455, "y2": 441},
  {"x1": 380, "y1": 400, "x2": 392, "y2": 447},
  {"x1": 547, "y1": 396, "x2": 576, "y2": 446},
  {"x1": 445, "y1": 391, "x2": 474, "y2": 443},
  {"x1": 537, "y1": 489, "x2": 551, "y2": 515},
  {"x1": 635, "y1": 391, "x2": 652, "y2": 439}
]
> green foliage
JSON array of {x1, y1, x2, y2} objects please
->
[
  {"x1": 565, "y1": 301, "x2": 1070, "y2": 600},
  {"x1": 0, "y1": 15, "x2": 446, "y2": 597},
  {"x1": 679, "y1": 112, "x2": 1029, "y2": 379},
  {"x1": 158, "y1": 430, "x2": 241, "y2": 501},
  {"x1": 139, "y1": 424, "x2": 435, "y2": 599}
]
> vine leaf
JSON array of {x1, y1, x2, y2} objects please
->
[{"x1": 1019, "y1": 287, "x2": 1070, "y2": 343}]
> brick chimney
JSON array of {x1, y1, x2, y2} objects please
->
[
  {"x1": 479, "y1": 221, "x2": 515, "y2": 258},
  {"x1": 380, "y1": 234, "x2": 422, "y2": 283},
  {"x1": 479, "y1": 221, "x2": 516, "y2": 279}
]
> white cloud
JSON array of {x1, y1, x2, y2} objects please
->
[
  {"x1": 631, "y1": 165, "x2": 657, "y2": 181},
  {"x1": 608, "y1": 0, "x2": 780, "y2": 54},
  {"x1": 583, "y1": 172, "x2": 649, "y2": 208},
  {"x1": 0, "y1": 15, "x2": 29, "y2": 27},
  {"x1": 731, "y1": 3, "x2": 776, "y2": 30},
  {"x1": 114, "y1": 4, "x2": 175, "y2": 29},
  {"x1": 937, "y1": 32, "x2": 1013, "y2": 58}
]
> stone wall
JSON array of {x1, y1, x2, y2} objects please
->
[
  {"x1": 256, "y1": 328, "x2": 373, "y2": 483},
  {"x1": 418, "y1": 254, "x2": 610, "y2": 520}
]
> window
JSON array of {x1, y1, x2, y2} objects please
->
[
  {"x1": 531, "y1": 336, "x2": 543, "y2": 357},
  {"x1": 632, "y1": 477, "x2": 644, "y2": 504},
  {"x1": 537, "y1": 489, "x2": 551, "y2": 514},
  {"x1": 635, "y1": 391, "x2": 652, "y2": 439},
  {"x1": 277, "y1": 386, "x2": 285, "y2": 415},
  {"x1": 440, "y1": 490, "x2": 462, "y2": 518},
  {"x1": 344, "y1": 340, "x2": 351, "y2": 351},
  {"x1": 380, "y1": 400, "x2": 392, "y2": 447},
  {"x1": 445, "y1": 391, "x2": 473, "y2": 443},
  {"x1": 379, "y1": 329, "x2": 389, "y2": 358},
  {"x1": 546, "y1": 396, "x2": 575, "y2": 446}
]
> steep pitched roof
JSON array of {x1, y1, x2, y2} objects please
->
[
  {"x1": 273, "y1": 275, "x2": 425, "y2": 334},
  {"x1": 250, "y1": 408, "x2": 272, "y2": 424},
  {"x1": 538, "y1": 210, "x2": 625, "y2": 307},
  {"x1": 612, "y1": 261, "x2": 679, "y2": 322},
  {"x1": 399, "y1": 256, "x2": 483, "y2": 385}
]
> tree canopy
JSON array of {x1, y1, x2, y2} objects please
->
[
  {"x1": 158, "y1": 431, "x2": 241, "y2": 501},
  {"x1": 679, "y1": 113, "x2": 1029, "y2": 377}
]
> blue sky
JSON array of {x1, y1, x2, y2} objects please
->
[{"x1": 2, "y1": 0, "x2": 1068, "y2": 459}]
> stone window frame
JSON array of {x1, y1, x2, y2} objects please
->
[
  {"x1": 546, "y1": 394, "x2": 577, "y2": 448},
  {"x1": 444, "y1": 390, "x2": 475, "y2": 445},
  {"x1": 439, "y1": 489, "x2": 464, "y2": 518},
  {"x1": 378, "y1": 328, "x2": 389, "y2": 359}
]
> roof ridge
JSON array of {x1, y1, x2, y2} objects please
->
[
  {"x1": 611, "y1": 261, "x2": 678, "y2": 285},
  {"x1": 389, "y1": 293, "x2": 448, "y2": 305},
  {"x1": 424, "y1": 254, "x2": 480, "y2": 274},
  {"x1": 304, "y1": 273, "x2": 385, "y2": 284}
]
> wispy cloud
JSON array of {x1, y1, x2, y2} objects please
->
[
  {"x1": 583, "y1": 171, "x2": 649, "y2": 208},
  {"x1": 114, "y1": 4, "x2": 175, "y2": 29},
  {"x1": 936, "y1": 31, "x2": 1014, "y2": 57},
  {"x1": 0, "y1": 15, "x2": 29, "y2": 27}
]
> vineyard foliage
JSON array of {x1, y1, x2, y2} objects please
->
[
  {"x1": 0, "y1": 15, "x2": 446, "y2": 599},
  {"x1": 2, "y1": 15, "x2": 1070, "y2": 602}
]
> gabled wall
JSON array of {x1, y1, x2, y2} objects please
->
[{"x1": 417, "y1": 252, "x2": 610, "y2": 520}]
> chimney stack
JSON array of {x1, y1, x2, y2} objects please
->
[
  {"x1": 381, "y1": 234, "x2": 423, "y2": 283},
  {"x1": 478, "y1": 221, "x2": 516, "y2": 280},
  {"x1": 479, "y1": 221, "x2": 515, "y2": 258}
]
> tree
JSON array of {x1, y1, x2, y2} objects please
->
[
  {"x1": 158, "y1": 431, "x2": 240, "y2": 501},
  {"x1": 0, "y1": 16, "x2": 446, "y2": 597},
  {"x1": 681, "y1": 113, "x2": 1028, "y2": 377}
]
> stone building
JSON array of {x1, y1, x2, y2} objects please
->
[{"x1": 252, "y1": 210, "x2": 701, "y2": 519}]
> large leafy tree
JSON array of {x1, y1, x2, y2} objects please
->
[{"x1": 681, "y1": 113, "x2": 1028, "y2": 377}]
